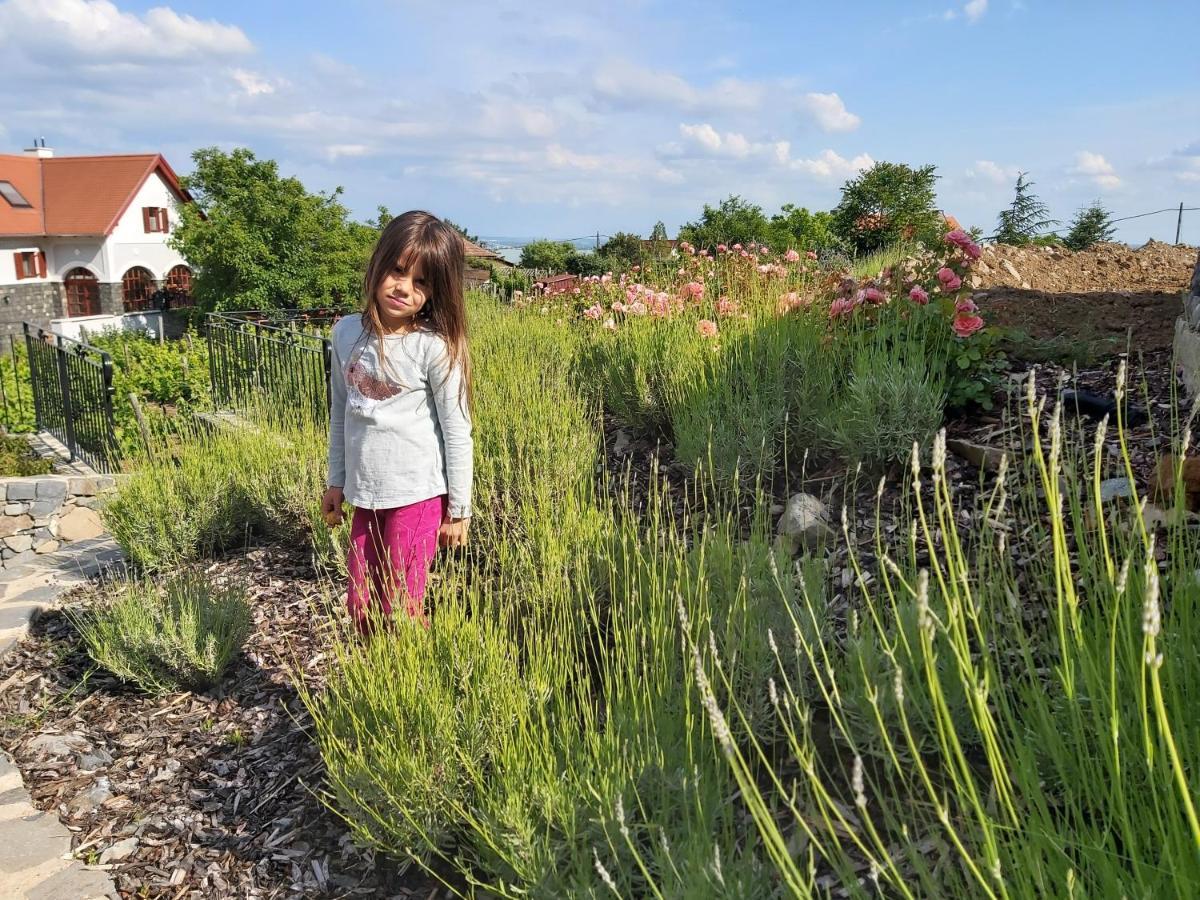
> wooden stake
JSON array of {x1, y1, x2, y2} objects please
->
[{"x1": 128, "y1": 392, "x2": 155, "y2": 462}]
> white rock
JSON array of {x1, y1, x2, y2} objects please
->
[
  {"x1": 68, "y1": 777, "x2": 112, "y2": 814},
  {"x1": 99, "y1": 836, "x2": 139, "y2": 865},
  {"x1": 775, "y1": 493, "x2": 833, "y2": 554},
  {"x1": 1001, "y1": 259, "x2": 1021, "y2": 281},
  {"x1": 28, "y1": 731, "x2": 90, "y2": 759}
]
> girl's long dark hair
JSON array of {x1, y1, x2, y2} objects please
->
[{"x1": 361, "y1": 211, "x2": 472, "y2": 411}]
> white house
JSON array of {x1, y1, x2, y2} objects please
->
[{"x1": 0, "y1": 142, "x2": 195, "y2": 339}]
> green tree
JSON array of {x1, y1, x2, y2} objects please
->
[
  {"x1": 1063, "y1": 201, "x2": 1115, "y2": 251},
  {"x1": 831, "y1": 162, "x2": 941, "y2": 255},
  {"x1": 768, "y1": 204, "x2": 841, "y2": 253},
  {"x1": 649, "y1": 221, "x2": 669, "y2": 241},
  {"x1": 598, "y1": 232, "x2": 644, "y2": 270},
  {"x1": 171, "y1": 147, "x2": 378, "y2": 311},
  {"x1": 993, "y1": 172, "x2": 1059, "y2": 246},
  {"x1": 518, "y1": 240, "x2": 575, "y2": 272},
  {"x1": 678, "y1": 195, "x2": 771, "y2": 250},
  {"x1": 443, "y1": 218, "x2": 479, "y2": 244}
]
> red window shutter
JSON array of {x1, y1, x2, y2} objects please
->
[
  {"x1": 143, "y1": 207, "x2": 152, "y2": 232},
  {"x1": 12, "y1": 252, "x2": 24, "y2": 280},
  {"x1": 158, "y1": 208, "x2": 168, "y2": 232},
  {"x1": 36, "y1": 251, "x2": 47, "y2": 278}
]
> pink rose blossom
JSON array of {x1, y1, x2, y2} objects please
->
[
  {"x1": 733, "y1": 243, "x2": 743, "y2": 251},
  {"x1": 806, "y1": 250, "x2": 818, "y2": 260},
  {"x1": 697, "y1": 319, "x2": 719, "y2": 338},
  {"x1": 683, "y1": 281, "x2": 705, "y2": 300},
  {"x1": 632, "y1": 265, "x2": 641, "y2": 272},
  {"x1": 785, "y1": 249, "x2": 800, "y2": 262},
  {"x1": 945, "y1": 229, "x2": 982, "y2": 261},
  {"x1": 863, "y1": 287, "x2": 887, "y2": 304},
  {"x1": 952, "y1": 314, "x2": 985, "y2": 338},
  {"x1": 628, "y1": 300, "x2": 647, "y2": 316},
  {"x1": 829, "y1": 297, "x2": 856, "y2": 318},
  {"x1": 955, "y1": 297, "x2": 978, "y2": 314},
  {"x1": 583, "y1": 304, "x2": 603, "y2": 320},
  {"x1": 717, "y1": 243, "x2": 728, "y2": 253},
  {"x1": 716, "y1": 296, "x2": 738, "y2": 317},
  {"x1": 757, "y1": 264, "x2": 772, "y2": 274},
  {"x1": 937, "y1": 267, "x2": 962, "y2": 293},
  {"x1": 909, "y1": 286, "x2": 929, "y2": 305}
]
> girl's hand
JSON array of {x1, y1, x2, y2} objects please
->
[
  {"x1": 438, "y1": 515, "x2": 470, "y2": 548},
  {"x1": 321, "y1": 486, "x2": 345, "y2": 527}
]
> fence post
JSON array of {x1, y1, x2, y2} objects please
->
[
  {"x1": 23, "y1": 325, "x2": 41, "y2": 431},
  {"x1": 1178, "y1": 202, "x2": 1185, "y2": 246},
  {"x1": 55, "y1": 335, "x2": 77, "y2": 462},
  {"x1": 323, "y1": 336, "x2": 333, "y2": 414}
]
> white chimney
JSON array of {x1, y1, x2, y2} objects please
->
[{"x1": 23, "y1": 138, "x2": 53, "y2": 159}]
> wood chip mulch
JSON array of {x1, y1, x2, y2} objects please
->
[{"x1": 0, "y1": 547, "x2": 445, "y2": 899}]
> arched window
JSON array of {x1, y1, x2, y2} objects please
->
[
  {"x1": 164, "y1": 265, "x2": 193, "y2": 306},
  {"x1": 122, "y1": 266, "x2": 156, "y2": 312},
  {"x1": 63, "y1": 268, "x2": 100, "y2": 317}
]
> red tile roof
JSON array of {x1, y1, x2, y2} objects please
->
[{"x1": 0, "y1": 152, "x2": 192, "y2": 237}]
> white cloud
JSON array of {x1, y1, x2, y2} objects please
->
[
  {"x1": 967, "y1": 159, "x2": 1020, "y2": 184},
  {"x1": 943, "y1": 0, "x2": 987, "y2": 22},
  {"x1": 799, "y1": 92, "x2": 861, "y2": 133},
  {"x1": 1071, "y1": 150, "x2": 1121, "y2": 188},
  {"x1": 789, "y1": 149, "x2": 875, "y2": 181},
  {"x1": 590, "y1": 60, "x2": 765, "y2": 113},
  {"x1": 324, "y1": 144, "x2": 371, "y2": 161},
  {"x1": 964, "y1": 0, "x2": 988, "y2": 23},
  {"x1": 675, "y1": 123, "x2": 788, "y2": 163},
  {"x1": 0, "y1": 0, "x2": 253, "y2": 62},
  {"x1": 231, "y1": 69, "x2": 275, "y2": 97}
]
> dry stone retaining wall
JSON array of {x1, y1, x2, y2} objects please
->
[
  {"x1": 0, "y1": 475, "x2": 117, "y2": 568},
  {"x1": 1175, "y1": 249, "x2": 1200, "y2": 396}
]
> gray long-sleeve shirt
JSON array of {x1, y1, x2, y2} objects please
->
[{"x1": 327, "y1": 314, "x2": 473, "y2": 518}]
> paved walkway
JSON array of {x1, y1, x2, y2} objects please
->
[{"x1": 0, "y1": 538, "x2": 124, "y2": 899}]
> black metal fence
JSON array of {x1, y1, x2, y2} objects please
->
[
  {"x1": 23, "y1": 324, "x2": 120, "y2": 473},
  {"x1": 206, "y1": 310, "x2": 340, "y2": 422}
]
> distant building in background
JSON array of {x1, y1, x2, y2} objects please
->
[
  {"x1": 462, "y1": 237, "x2": 512, "y2": 290},
  {"x1": 0, "y1": 142, "x2": 195, "y2": 338}
]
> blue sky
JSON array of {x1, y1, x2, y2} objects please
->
[{"x1": 2, "y1": 0, "x2": 1198, "y2": 245}]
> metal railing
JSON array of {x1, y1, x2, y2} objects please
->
[
  {"x1": 23, "y1": 324, "x2": 120, "y2": 473},
  {"x1": 206, "y1": 310, "x2": 341, "y2": 422}
]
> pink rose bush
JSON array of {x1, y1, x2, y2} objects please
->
[{"x1": 696, "y1": 319, "x2": 719, "y2": 338}]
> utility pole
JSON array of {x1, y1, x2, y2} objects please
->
[
  {"x1": 595, "y1": 231, "x2": 600, "y2": 251},
  {"x1": 1177, "y1": 202, "x2": 1185, "y2": 245}
]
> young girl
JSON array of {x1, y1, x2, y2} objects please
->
[{"x1": 322, "y1": 211, "x2": 473, "y2": 630}]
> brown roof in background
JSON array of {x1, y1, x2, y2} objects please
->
[
  {"x1": 0, "y1": 153, "x2": 191, "y2": 237},
  {"x1": 0, "y1": 155, "x2": 45, "y2": 237},
  {"x1": 463, "y1": 237, "x2": 503, "y2": 260}
]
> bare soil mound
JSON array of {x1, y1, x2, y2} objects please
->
[{"x1": 973, "y1": 241, "x2": 1198, "y2": 352}]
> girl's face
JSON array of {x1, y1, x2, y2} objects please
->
[{"x1": 375, "y1": 253, "x2": 429, "y2": 330}]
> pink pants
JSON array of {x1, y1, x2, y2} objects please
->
[{"x1": 346, "y1": 495, "x2": 446, "y2": 631}]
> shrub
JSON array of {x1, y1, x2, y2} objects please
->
[
  {"x1": 824, "y1": 346, "x2": 945, "y2": 469},
  {"x1": 70, "y1": 573, "x2": 251, "y2": 694},
  {"x1": 102, "y1": 417, "x2": 329, "y2": 571},
  {"x1": 0, "y1": 433, "x2": 52, "y2": 476}
]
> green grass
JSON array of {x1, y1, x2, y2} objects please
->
[
  {"x1": 0, "y1": 433, "x2": 53, "y2": 476},
  {"x1": 98, "y1": 287, "x2": 1200, "y2": 896}
]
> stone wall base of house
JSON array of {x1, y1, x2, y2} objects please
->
[{"x1": 0, "y1": 283, "x2": 62, "y2": 338}]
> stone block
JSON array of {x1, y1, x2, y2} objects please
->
[
  {"x1": 6, "y1": 481, "x2": 36, "y2": 501},
  {"x1": 5, "y1": 534, "x2": 33, "y2": 553},
  {"x1": 32, "y1": 526, "x2": 51, "y2": 542},
  {"x1": 97, "y1": 476, "x2": 116, "y2": 492},
  {"x1": 57, "y1": 507, "x2": 104, "y2": 542},
  {"x1": 0, "y1": 514, "x2": 32, "y2": 537},
  {"x1": 28, "y1": 498, "x2": 62, "y2": 517},
  {"x1": 68, "y1": 476, "x2": 99, "y2": 497},
  {"x1": 3, "y1": 550, "x2": 36, "y2": 567},
  {"x1": 3, "y1": 503, "x2": 24, "y2": 515},
  {"x1": 75, "y1": 497, "x2": 105, "y2": 509},
  {"x1": 34, "y1": 539, "x2": 59, "y2": 555},
  {"x1": 35, "y1": 479, "x2": 67, "y2": 501}
]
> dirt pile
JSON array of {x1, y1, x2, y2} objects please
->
[{"x1": 973, "y1": 241, "x2": 1199, "y2": 353}]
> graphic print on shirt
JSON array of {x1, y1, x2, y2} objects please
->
[{"x1": 344, "y1": 342, "x2": 404, "y2": 414}]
